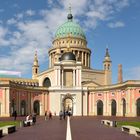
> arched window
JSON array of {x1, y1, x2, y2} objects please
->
[
  {"x1": 111, "y1": 100, "x2": 116, "y2": 116},
  {"x1": 122, "y1": 98, "x2": 126, "y2": 116},
  {"x1": 35, "y1": 68, "x2": 38, "y2": 74},
  {"x1": 104, "y1": 64, "x2": 106, "y2": 70},
  {"x1": 33, "y1": 100, "x2": 40, "y2": 115},
  {"x1": 43, "y1": 77, "x2": 51, "y2": 87},
  {"x1": 136, "y1": 98, "x2": 140, "y2": 116},
  {"x1": 97, "y1": 100, "x2": 103, "y2": 115},
  {"x1": 20, "y1": 100, "x2": 26, "y2": 116},
  {"x1": 108, "y1": 64, "x2": 110, "y2": 70}
]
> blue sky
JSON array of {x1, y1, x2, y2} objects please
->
[{"x1": 0, "y1": 0, "x2": 140, "y2": 83}]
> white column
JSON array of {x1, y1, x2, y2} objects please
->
[
  {"x1": 87, "y1": 53, "x2": 90, "y2": 68},
  {"x1": 58, "y1": 68, "x2": 61, "y2": 86},
  {"x1": 51, "y1": 54, "x2": 53, "y2": 67},
  {"x1": 61, "y1": 69, "x2": 64, "y2": 87},
  {"x1": 82, "y1": 52, "x2": 84, "y2": 65},
  {"x1": 106, "y1": 92, "x2": 109, "y2": 116},
  {"x1": 79, "y1": 69, "x2": 81, "y2": 86},
  {"x1": 76, "y1": 69, "x2": 78, "y2": 86},
  {"x1": 92, "y1": 93, "x2": 95, "y2": 115},
  {"x1": 85, "y1": 53, "x2": 87, "y2": 67},
  {"x1": 55, "y1": 69, "x2": 58, "y2": 86},
  {"x1": 49, "y1": 54, "x2": 51, "y2": 68},
  {"x1": 73, "y1": 69, "x2": 75, "y2": 86}
]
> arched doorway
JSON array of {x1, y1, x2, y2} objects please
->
[
  {"x1": 97, "y1": 100, "x2": 103, "y2": 115},
  {"x1": 122, "y1": 98, "x2": 126, "y2": 116},
  {"x1": 64, "y1": 98, "x2": 73, "y2": 111},
  {"x1": 43, "y1": 77, "x2": 51, "y2": 87},
  {"x1": 20, "y1": 100, "x2": 26, "y2": 116},
  {"x1": 111, "y1": 100, "x2": 116, "y2": 116},
  {"x1": 136, "y1": 98, "x2": 140, "y2": 116},
  {"x1": 33, "y1": 100, "x2": 40, "y2": 115},
  {"x1": 11, "y1": 99, "x2": 16, "y2": 116},
  {"x1": 62, "y1": 94, "x2": 73, "y2": 115}
]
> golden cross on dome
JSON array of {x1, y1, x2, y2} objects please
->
[{"x1": 69, "y1": 3, "x2": 71, "y2": 14}]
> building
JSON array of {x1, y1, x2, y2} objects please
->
[{"x1": 0, "y1": 9, "x2": 140, "y2": 117}]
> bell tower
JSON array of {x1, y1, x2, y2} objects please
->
[
  {"x1": 32, "y1": 51, "x2": 39, "y2": 79},
  {"x1": 103, "y1": 48, "x2": 112, "y2": 85}
]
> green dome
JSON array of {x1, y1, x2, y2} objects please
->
[{"x1": 55, "y1": 18, "x2": 86, "y2": 40}]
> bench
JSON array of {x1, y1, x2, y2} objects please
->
[
  {"x1": 0, "y1": 129, "x2": 2, "y2": 138},
  {"x1": 23, "y1": 120, "x2": 33, "y2": 127},
  {"x1": 122, "y1": 125, "x2": 140, "y2": 135},
  {"x1": 0, "y1": 125, "x2": 16, "y2": 135},
  {"x1": 136, "y1": 129, "x2": 140, "y2": 138},
  {"x1": 101, "y1": 120, "x2": 117, "y2": 127}
]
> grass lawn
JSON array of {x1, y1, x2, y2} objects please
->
[
  {"x1": 117, "y1": 121, "x2": 140, "y2": 128},
  {"x1": 0, "y1": 121, "x2": 21, "y2": 127}
]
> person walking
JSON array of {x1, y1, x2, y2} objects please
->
[
  {"x1": 45, "y1": 111, "x2": 47, "y2": 120},
  {"x1": 49, "y1": 111, "x2": 52, "y2": 120},
  {"x1": 13, "y1": 110, "x2": 17, "y2": 120},
  {"x1": 59, "y1": 110, "x2": 63, "y2": 120},
  {"x1": 63, "y1": 110, "x2": 66, "y2": 120},
  {"x1": 32, "y1": 113, "x2": 36, "y2": 124}
]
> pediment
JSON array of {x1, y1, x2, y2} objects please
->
[{"x1": 82, "y1": 81, "x2": 101, "y2": 87}]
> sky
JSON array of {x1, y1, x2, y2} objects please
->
[{"x1": 0, "y1": 0, "x2": 140, "y2": 84}]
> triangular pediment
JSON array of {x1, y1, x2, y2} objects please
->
[{"x1": 82, "y1": 80, "x2": 101, "y2": 87}]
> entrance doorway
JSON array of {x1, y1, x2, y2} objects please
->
[
  {"x1": 111, "y1": 100, "x2": 116, "y2": 116},
  {"x1": 62, "y1": 94, "x2": 74, "y2": 115},
  {"x1": 136, "y1": 98, "x2": 140, "y2": 116},
  {"x1": 63, "y1": 98, "x2": 73, "y2": 112},
  {"x1": 122, "y1": 98, "x2": 126, "y2": 116},
  {"x1": 20, "y1": 100, "x2": 26, "y2": 116},
  {"x1": 97, "y1": 100, "x2": 103, "y2": 115},
  {"x1": 33, "y1": 100, "x2": 40, "y2": 115}
]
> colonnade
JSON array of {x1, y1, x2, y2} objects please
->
[
  {"x1": 55, "y1": 67, "x2": 81, "y2": 87},
  {"x1": 49, "y1": 50, "x2": 90, "y2": 68}
]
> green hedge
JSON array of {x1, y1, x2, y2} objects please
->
[
  {"x1": 117, "y1": 121, "x2": 140, "y2": 128},
  {"x1": 0, "y1": 121, "x2": 21, "y2": 127}
]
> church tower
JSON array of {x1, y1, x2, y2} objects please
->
[
  {"x1": 32, "y1": 51, "x2": 39, "y2": 79},
  {"x1": 103, "y1": 48, "x2": 112, "y2": 85}
]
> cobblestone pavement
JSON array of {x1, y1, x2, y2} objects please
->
[
  {"x1": 1, "y1": 116, "x2": 67, "y2": 140},
  {"x1": 70, "y1": 116, "x2": 139, "y2": 140},
  {"x1": 1, "y1": 116, "x2": 140, "y2": 140}
]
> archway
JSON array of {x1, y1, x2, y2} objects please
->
[
  {"x1": 122, "y1": 98, "x2": 126, "y2": 117},
  {"x1": 11, "y1": 99, "x2": 16, "y2": 116},
  {"x1": 33, "y1": 100, "x2": 40, "y2": 115},
  {"x1": 62, "y1": 94, "x2": 73, "y2": 115},
  {"x1": 111, "y1": 100, "x2": 116, "y2": 116},
  {"x1": 43, "y1": 77, "x2": 51, "y2": 87},
  {"x1": 64, "y1": 98, "x2": 73, "y2": 112},
  {"x1": 97, "y1": 100, "x2": 103, "y2": 115},
  {"x1": 20, "y1": 100, "x2": 26, "y2": 116},
  {"x1": 136, "y1": 98, "x2": 140, "y2": 116}
]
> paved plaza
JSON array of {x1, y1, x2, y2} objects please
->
[{"x1": 0, "y1": 116, "x2": 140, "y2": 140}]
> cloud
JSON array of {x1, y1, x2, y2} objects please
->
[
  {"x1": 16, "y1": 13, "x2": 24, "y2": 20},
  {"x1": 0, "y1": 19, "x2": 51, "y2": 74},
  {"x1": 108, "y1": 21, "x2": 125, "y2": 28},
  {"x1": 26, "y1": 10, "x2": 35, "y2": 16},
  {"x1": 0, "y1": 0, "x2": 132, "y2": 76},
  {"x1": 0, "y1": 26, "x2": 10, "y2": 46},
  {"x1": 7, "y1": 18, "x2": 17, "y2": 25}
]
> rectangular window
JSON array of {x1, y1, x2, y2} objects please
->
[{"x1": 63, "y1": 70, "x2": 73, "y2": 87}]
